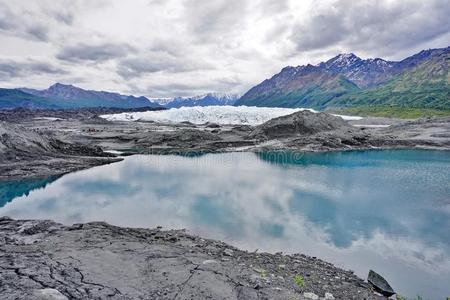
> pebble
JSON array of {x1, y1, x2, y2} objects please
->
[
  {"x1": 303, "y1": 292, "x2": 319, "y2": 300},
  {"x1": 34, "y1": 288, "x2": 68, "y2": 300},
  {"x1": 202, "y1": 260, "x2": 219, "y2": 265},
  {"x1": 324, "y1": 292, "x2": 335, "y2": 300},
  {"x1": 224, "y1": 249, "x2": 234, "y2": 256}
]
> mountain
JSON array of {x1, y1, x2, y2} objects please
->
[
  {"x1": 0, "y1": 89, "x2": 59, "y2": 109},
  {"x1": 319, "y1": 53, "x2": 396, "y2": 87},
  {"x1": 329, "y1": 51, "x2": 450, "y2": 109},
  {"x1": 17, "y1": 83, "x2": 161, "y2": 109},
  {"x1": 234, "y1": 64, "x2": 359, "y2": 108},
  {"x1": 319, "y1": 47, "x2": 450, "y2": 88},
  {"x1": 237, "y1": 46, "x2": 450, "y2": 109},
  {"x1": 163, "y1": 93, "x2": 240, "y2": 108}
]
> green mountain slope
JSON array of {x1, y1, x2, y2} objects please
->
[
  {"x1": 235, "y1": 65, "x2": 360, "y2": 108},
  {"x1": 0, "y1": 89, "x2": 59, "y2": 109},
  {"x1": 1, "y1": 83, "x2": 162, "y2": 110},
  {"x1": 329, "y1": 52, "x2": 450, "y2": 109}
]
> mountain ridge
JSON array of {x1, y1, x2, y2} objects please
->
[
  {"x1": 16, "y1": 83, "x2": 161, "y2": 109},
  {"x1": 236, "y1": 46, "x2": 450, "y2": 109},
  {"x1": 153, "y1": 93, "x2": 240, "y2": 108}
]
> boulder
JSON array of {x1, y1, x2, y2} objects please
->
[{"x1": 367, "y1": 270, "x2": 395, "y2": 297}]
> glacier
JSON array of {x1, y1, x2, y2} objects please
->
[{"x1": 100, "y1": 106, "x2": 361, "y2": 125}]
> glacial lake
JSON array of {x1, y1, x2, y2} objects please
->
[{"x1": 1, "y1": 150, "x2": 449, "y2": 299}]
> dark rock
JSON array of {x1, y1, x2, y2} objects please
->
[
  {"x1": 367, "y1": 270, "x2": 395, "y2": 297},
  {"x1": 205, "y1": 122, "x2": 220, "y2": 128}
]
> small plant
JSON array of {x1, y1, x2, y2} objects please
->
[
  {"x1": 396, "y1": 295, "x2": 407, "y2": 300},
  {"x1": 293, "y1": 275, "x2": 305, "y2": 289},
  {"x1": 258, "y1": 269, "x2": 266, "y2": 278}
]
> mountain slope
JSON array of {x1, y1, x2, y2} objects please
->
[
  {"x1": 0, "y1": 89, "x2": 59, "y2": 109},
  {"x1": 165, "y1": 93, "x2": 239, "y2": 108},
  {"x1": 319, "y1": 53, "x2": 396, "y2": 88},
  {"x1": 319, "y1": 47, "x2": 450, "y2": 88},
  {"x1": 237, "y1": 46, "x2": 449, "y2": 109},
  {"x1": 16, "y1": 83, "x2": 161, "y2": 109},
  {"x1": 330, "y1": 52, "x2": 450, "y2": 109},
  {"x1": 235, "y1": 65, "x2": 359, "y2": 109}
]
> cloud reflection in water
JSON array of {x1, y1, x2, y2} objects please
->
[{"x1": 0, "y1": 150, "x2": 449, "y2": 298}]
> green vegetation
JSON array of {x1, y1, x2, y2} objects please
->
[
  {"x1": 329, "y1": 53, "x2": 450, "y2": 110},
  {"x1": 256, "y1": 268, "x2": 266, "y2": 278},
  {"x1": 238, "y1": 52, "x2": 449, "y2": 113},
  {"x1": 293, "y1": 275, "x2": 305, "y2": 289},
  {"x1": 0, "y1": 89, "x2": 59, "y2": 109},
  {"x1": 236, "y1": 68, "x2": 360, "y2": 109},
  {"x1": 336, "y1": 106, "x2": 450, "y2": 119}
]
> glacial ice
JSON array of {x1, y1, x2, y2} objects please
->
[{"x1": 100, "y1": 106, "x2": 361, "y2": 125}]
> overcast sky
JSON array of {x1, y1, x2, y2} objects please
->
[{"x1": 0, "y1": 0, "x2": 449, "y2": 97}]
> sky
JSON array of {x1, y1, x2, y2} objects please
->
[{"x1": 0, "y1": 0, "x2": 449, "y2": 98}]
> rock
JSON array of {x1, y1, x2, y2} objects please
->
[
  {"x1": 236, "y1": 286, "x2": 258, "y2": 300},
  {"x1": 202, "y1": 259, "x2": 219, "y2": 265},
  {"x1": 34, "y1": 288, "x2": 68, "y2": 300},
  {"x1": 324, "y1": 292, "x2": 335, "y2": 299},
  {"x1": 205, "y1": 122, "x2": 220, "y2": 128},
  {"x1": 223, "y1": 248, "x2": 234, "y2": 256},
  {"x1": 367, "y1": 270, "x2": 395, "y2": 297},
  {"x1": 303, "y1": 292, "x2": 319, "y2": 299},
  {"x1": 0, "y1": 218, "x2": 389, "y2": 300}
]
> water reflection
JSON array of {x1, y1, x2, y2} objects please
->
[
  {"x1": 0, "y1": 150, "x2": 449, "y2": 299},
  {"x1": 0, "y1": 175, "x2": 61, "y2": 207}
]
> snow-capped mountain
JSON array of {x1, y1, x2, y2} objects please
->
[
  {"x1": 20, "y1": 83, "x2": 161, "y2": 109},
  {"x1": 319, "y1": 53, "x2": 396, "y2": 87},
  {"x1": 234, "y1": 64, "x2": 359, "y2": 108},
  {"x1": 153, "y1": 93, "x2": 240, "y2": 108},
  {"x1": 319, "y1": 46, "x2": 450, "y2": 87},
  {"x1": 237, "y1": 46, "x2": 450, "y2": 109}
]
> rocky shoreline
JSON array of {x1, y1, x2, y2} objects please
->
[
  {"x1": 0, "y1": 109, "x2": 449, "y2": 299},
  {"x1": 0, "y1": 217, "x2": 386, "y2": 300},
  {"x1": 1, "y1": 108, "x2": 449, "y2": 179}
]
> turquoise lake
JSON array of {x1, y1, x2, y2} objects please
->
[{"x1": 1, "y1": 150, "x2": 449, "y2": 299}]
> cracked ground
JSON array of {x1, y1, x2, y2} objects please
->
[{"x1": 0, "y1": 217, "x2": 385, "y2": 299}]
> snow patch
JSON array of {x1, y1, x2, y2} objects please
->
[{"x1": 101, "y1": 106, "x2": 362, "y2": 125}]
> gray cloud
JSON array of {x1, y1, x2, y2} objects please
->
[
  {"x1": 25, "y1": 24, "x2": 49, "y2": 42},
  {"x1": 0, "y1": 59, "x2": 66, "y2": 80},
  {"x1": 0, "y1": 0, "x2": 448, "y2": 96},
  {"x1": 57, "y1": 43, "x2": 134, "y2": 63},
  {"x1": 52, "y1": 11, "x2": 75, "y2": 25},
  {"x1": 183, "y1": 0, "x2": 250, "y2": 42},
  {"x1": 117, "y1": 52, "x2": 214, "y2": 79},
  {"x1": 0, "y1": 2, "x2": 50, "y2": 41},
  {"x1": 290, "y1": 0, "x2": 450, "y2": 56}
]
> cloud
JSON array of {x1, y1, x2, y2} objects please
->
[
  {"x1": 0, "y1": 0, "x2": 448, "y2": 96},
  {"x1": 0, "y1": 2, "x2": 50, "y2": 41},
  {"x1": 57, "y1": 43, "x2": 134, "y2": 63},
  {"x1": 0, "y1": 58, "x2": 66, "y2": 80},
  {"x1": 117, "y1": 51, "x2": 214, "y2": 78},
  {"x1": 289, "y1": 0, "x2": 450, "y2": 56},
  {"x1": 183, "y1": 0, "x2": 250, "y2": 43}
]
